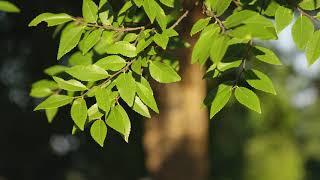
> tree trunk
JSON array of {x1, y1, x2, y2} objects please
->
[{"x1": 143, "y1": 38, "x2": 208, "y2": 179}]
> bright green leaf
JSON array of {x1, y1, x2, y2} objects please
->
[
  {"x1": 95, "y1": 55, "x2": 126, "y2": 71},
  {"x1": 66, "y1": 65, "x2": 109, "y2": 81},
  {"x1": 133, "y1": 96, "x2": 151, "y2": 118},
  {"x1": 245, "y1": 69, "x2": 276, "y2": 95},
  {"x1": 106, "y1": 105, "x2": 131, "y2": 142},
  {"x1": 34, "y1": 95, "x2": 73, "y2": 111},
  {"x1": 83, "y1": 0, "x2": 98, "y2": 23},
  {"x1": 0, "y1": 1, "x2": 20, "y2": 13},
  {"x1": 159, "y1": 0, "x2": 174, "y2": 7},
  {"x1": 53, "y1": 76, "x2": 87, "y2": 91},
  {"x1": 154, "y1": 33, "x2": 169, "y2": 50},
  {"x1": 116, "y1": 72, "x2": 136, "y2": 106},
  {"x1": 149, "y1": 61, "x2": 181, "y2": 83},
  {"x1": 81, "y1": 29, "x2": 103, "y2": 54},
  {"x1": 88, "y1": 104, "x2": 104, "y2": 121},
  {"x1": 136, "y1": 78, "x2": 159, "y2": 113},
  {"x1": 44, "y1": 65, "x2": 68, "y2": 76},
  {"x1": 190, "y1": 17, "x2": 211, "y2": 36},
  {"x1": 210, "y1": 35, "x2": 230, "y2": 63},
  {"x1": 90, "y1": 119, "x2": 107, "y2": 147},
  {"x1": 275, "y1": 6, "x2": 293, "y2": 33},
  {"x1": 71, "y1": 98, "x2": 87, "y2": 131},
  {"x1": 306, "y1": 30, "x2": 320, "y2": 65},
  {"x1": 235, "y1": 87, "x2": 261, "y2": 113},
  {"x1": 58, "y1": 25, "x2": 85, "y2": 60},
  {"x1": 95, "y1": 87, "x2": 111, "y2": 113},
  {"x1": 29, "y1": 13, "x2": 73, "y2": 27},
  {"x1": 292, "y1": 15, "x2": 314, "y2": 50},
  {"x1": 45, "y1": 108, "x2": 58, "y2": 123},
  {"x1": 106, "y1": 41, "x2": 137, "y2": 57},
  {"x1": 210, "y1": 84, "x2": 232, "y2": 118},
  {"x1": 254, "y1": 46, "x2": 282, "y2": 65}
]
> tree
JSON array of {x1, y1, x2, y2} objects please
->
[{"x1": 25, "y1": 1, "x2": 320, "y2": 179}]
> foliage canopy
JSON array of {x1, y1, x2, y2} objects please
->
[{"x1": 3, "y1": 0, "x2": 320, "y2": 147}]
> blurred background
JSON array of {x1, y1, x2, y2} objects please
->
[{"x1": 1, "y1": 0, "x2": 320, "y2": 180}]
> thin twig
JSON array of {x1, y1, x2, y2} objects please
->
[
  {"x1": 75, "y1": 17, "x2": 145, "y2": 32},
  {"x1": 232, "y1": 0, "x2": 242, "y2": 7},
  {"x1": 170, "y1": 10, "x2": 189, "y2": 29},
  {"x1": 79, "y1": 60, "x2": 135, "y2": 98},
  {"x1": 297, "y1": 6, "x2": 320, "y2": 22},
  {"x1": 233, "y1": 40, "x2": 253, "y2": 87},
  {"x1": 203, "y1": 7, "x2": 226, "y2": 33}
]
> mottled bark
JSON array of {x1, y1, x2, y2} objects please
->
[{"x1": 143, "y1": 9, "x2": 209, "y2": 176}]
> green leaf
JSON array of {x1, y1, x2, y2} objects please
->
[
  {"x1": 30, "y1": 87, "x2": 53, "y2": 98},
  {"x1": 190, "y1": 17, "x2": 211, "y2": 36},
  {"x1": 95, "y1": 55, "x2": 126, "y2": 71},
  {"x1": 34, "y1": 95, "x2": 73, "y2": 111},
  {"x1": 143, "y1": 0, "x2": 158, "y2": 23},
  {"x1": 149, "y1": 61, "x2": 181, "y2": 83},
  {"x1": 153, "y1": 33, "x2": 169, "y2": 50},
  {"x1": 306, "y1": 30, "x2": 320, "y2": 65},
  {"x1": 44, "y1": 65, "x2": 68, "y2": 76},
  {"x1": 71, "y1": 98, "x2": 88, "y2": 131},
  {"x1": 133, "y1": 96, "x2": 151, "y2": 118},
  {"x1": 254, "y1": 46, "x2": 282, "y2": 65},
  {"x1": 69, "y1": 51, "x2": 93, "y2": 66},
  {"x1": 95, "y1": 87, "x2": 111, "y2": 113},
  {"x1": 206, "y1": 0, "x2": 232, "y2": 16},
  {"x1": 88, "y1": 104, "x2": 104, "y2": 121},
  {"x1": 245, "y1": 69, "x2": 276, "y2": 95},
  {"x1": 118, "y1": 1, "x2": 132, "y2": 15},
  {"x1": 192, "y1": 24, "x2": 219, "y2": 64},
  {"x1": 106, "y1": 105, "x2": 131, "y2": 142},
  {"x1": 106, "y1": 41, "x2": 137, "y2": 57},
  {"x1": 155, "y1": 6, "x2": 167, "y2": 30},
  {"x1": 32, "y1": 80, "x2": 58, "y2": 90},
  {"x1": 90, "y1": 119, "x2": 107, "y2": 147},
  {"x1": 136, "y1": 78, "x2": 159, "y2": 113},
  {"x1": 83, "y1": 0, "x2": 98, "y2": 23},
  {"x1": 299, "y1": 0, "x2": 320, "y2": 10},
  {"x1": 0, "y1": 1, "x2": 20, "y2": 13},
  {"x1": 235, "y1": 87, "x2": 261, "y2": 113},
  {"x1": 275, "y1": 6, "x2": 293, "y2": 33},
  {"x1": 29, "y1": 13, "x2": 73, "y2": 27},
  {"x1": 116, "y1": 72, "x2": 136, "y2": 106},
  {"x1": 94, "y1": 31, "x2": 115, "y2": 54},
  {"x1": 292, "y1": 15, "x2": 314, "y2": 50},
  {"x1": 159, "y1": 0, "x2": 174, "y2": 7},
  {"x1": 210, "y1": 35, "x2": 230, "y2": 63},
  {"x1": 99, "y1": 10, "x2": 114, "y2": 26},
  {"x1": 66, "y1": 65, "x2": 109, "y2": 81},
  {"x1": 217, "y1": 60, "x2": 242, "y2": 71},
  {"x1": 229, "y1": 24, "x2": 277, "y2": 40},
  {"x1": 123, "y1": 33, "x2": 138, "y2": 42},
  {"x1": 225, "y1": 10, "x2": 274, "y2": 28},
  {"x1": 58, "y1": 25, "x2": 85, "y2": 60},
  {"x1": 210, "y1": 84, "x2": 232, "y2": 118},
  {"x1": 45, "y1": 108, "x2": 58, "y2": 123},
  {"x1": 53, "y1": 76, "x2": 87, "y2": 91},
  {"x1": 81, "y1": 29, "x2": 103, "y2": 54},
  {"x1": 133, "y1": 0, "x2": 144, "y2": 7}
]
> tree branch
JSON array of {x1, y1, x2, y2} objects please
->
[
  {"x1": 170, "y1": 10, "x2": 189, "y2": 29},
  {"x1": 75, "y1": 17, "x2": 146, "y2": 32}
]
